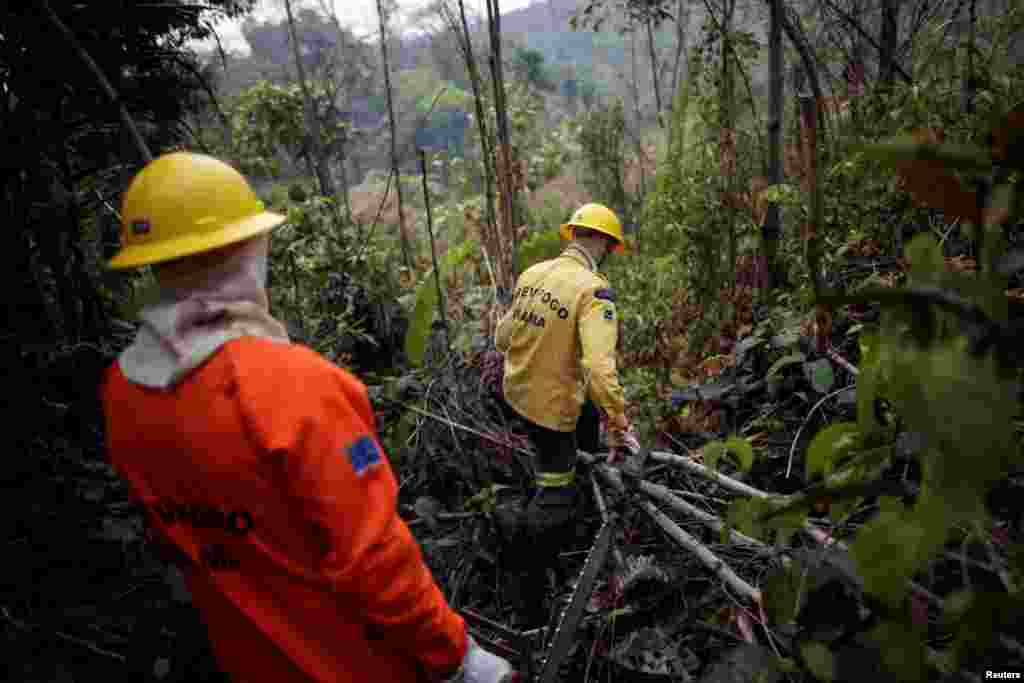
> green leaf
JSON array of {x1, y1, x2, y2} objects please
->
[
  {"x1": 943, "y1": 590, "x2": 1024, "y2": 667},
  {"x1": 805, "y1": 422, "x2": 861, "y2": 481},
  {"x1": 851, "y1": 493, "x2": 952, "y2": 606},
  {"x1": 863, "y1": 619, "x2": 929, "y2": 682},
  {"x1": 854, "y1": 333, "x2": 886, "y2": 438},
  {"x1": 768, "y1": 352, "x2": 806, "y2": 379},
  {"x1": 763, "y1": 563, "x2": 803, "y2": 625},
  {"x1": 904, "y1": 233, "x2": 944, "y2": 284},
  {"x1": 858, "y1": 138, "x2": 993, "y2": 174},
  {"x1": 703, "y1": 441, "x2": 727, "y2": 472},
  {"x1": 724, "y1": 435, "x2": 755, "y2": 472},
  {"x1": 801, "y1": 642, "x2": 835, "y2": 681},
  {"x1": 771, "y1": 508, "x2": 807, "y2": 547},
  {"x1": 404, "y1": 240, "x2": 477, "y2": 366},
  {"x1": 803, "y1": 359, "x2": 835, "y2": 393}
]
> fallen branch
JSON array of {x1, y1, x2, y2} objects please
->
[
  {"x1": 406, "y1": 511, "x2": 480, "y2": 527},
  {"x1": 645, "y1": 450, "x2": 770, "y2": 499},
  {"x1": 787, "y1": 385, "x2": 855, "y2": 478},
  {"x1": 1, "y1": 607, "x2": 127, "y2": 663},
  {"x1": 640, "y1": 499, "x2": 763, "y2": 606},
  {"x1": 404, "y1": 403, "x2": 534, "y2": 457},
  {"x1": 596, "y1": 466, "x2": 767, "y2": 550},
  {"x1": 581, "y1": 456, "x2": 762, "y2": 605}
]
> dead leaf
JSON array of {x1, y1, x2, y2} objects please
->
[
  {"x1": 877, "y1": 272, "x2": 901, "y2": 288},
  {"x1": 735, "y1": 610, "x2": 757, "y2": 643},
  {"x1": 747, "y1": 432, "x2": 769, "y2": 448},
  {"x1": 991, "y1": 102, "x2": 1024, "y2": 164},
  {"x1": 946, "y1": 255, "x2": 977, "y2": 273},
  {"x1": 716, "y1": 606, "x2": 736, "y2": 626},
  {"x1": 896, "y1": 128, "x2": 981, "y2": 223},
  {"x1": 700, "y1": 354, "x2": 735, "y2": 380},
  {"x1": 814, "y1": 305, "x2": 833, "y2": 346}
]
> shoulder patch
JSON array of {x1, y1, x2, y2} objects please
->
[
  {"x1": 346, "y1": 435, "x2": 382, "y2": 476},
  {"x1": 603, "y1": 307, "x2": 615, "y2": 321},
  {"x1": 594, "y1": 288, "x2": 616, "y2": 302}
]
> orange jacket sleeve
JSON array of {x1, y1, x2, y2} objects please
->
[{"x1": 234, "y1": 345, "x2": 467, "y2": 676}]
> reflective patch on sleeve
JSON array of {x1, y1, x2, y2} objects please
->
[
  {"x1": 346, "y1": 435, "x2": 382, "y2": 476},
  {"x1": 594, "y1": 288, "x2": 616, "y2": 302}
]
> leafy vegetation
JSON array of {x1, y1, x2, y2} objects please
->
[{"x1": 6, "y1": 0, "x2": 1024, "y2": 680}]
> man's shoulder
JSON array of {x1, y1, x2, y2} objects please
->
[
  {"x1": 225, "y1": 337, "x2": 361, "y2": 387},
  {"x1": 581, "y1": 270, "x2": 613, "y2": 295}
]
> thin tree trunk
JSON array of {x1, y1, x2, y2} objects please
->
[
  {"x1": 487, "y1": 0, "x2": 517, "y2": 267},
  {"x1": 778, "y1": 4, "x2": 828, "y2": 141},
  {"x1": 671, "y1": 0, "x2": 689, "y2": 105},
  {"x1": 964, "y1": 0, "x2": 977, "y2": 114},
  {"x1": 763, "y1": 0, "x2": 784, "y2": 291},
  {"x1": 376, "y1": 0, "x2": 412, "y2": 270},
  {"x1": 645, "y1": 12, "x2": 664, "y2": 127},
  {"x1": 454, "y1": 0, "x2": 500, "y2": 289},
  {"x1": 720, "y1": 0, "x2": 737, "y2": 285},
  {"x1": 880, "y1": 0, "x2": 901, "y2": 92},
  {"x1": 317, "y1": 0, "x2": 360, "y2": 223},
  {"x1": 419, "y1": 150, "x2": 450, "y2": 352},
  {"x1": 795, "y1": 73, "x2": 824, "y2": 300},
  {"x1": 629, "y1": 29, "x2": 646, "y2": 252},
  {"x1": 283, "y1": 0, "x2": 335, "y2": 199}
]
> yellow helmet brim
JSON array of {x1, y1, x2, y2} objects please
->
[
  {"x1": 560, "y1": 222, "x2": 628, "y2": 254},
  {"x1": 107, "y1": 210, "x2": 286, "y2": 270}
]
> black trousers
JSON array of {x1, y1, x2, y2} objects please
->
[
  {"x1": 514, "y1": 398, "x2": 601, "y2": 476},
  {"x1": 502, "y1": 399, "x2": 601, "y2": 610}
]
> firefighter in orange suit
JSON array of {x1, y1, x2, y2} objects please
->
[
  {"x1": 494, "y1": 203, "x2": 642, "y2": 626},
  {"x1": 100, "y1": 152, "x2": 513, "y2": 683}
]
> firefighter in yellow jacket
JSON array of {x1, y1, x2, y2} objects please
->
[{"x1": 494, "y1": 203, "x2": 641, "y2": 625}]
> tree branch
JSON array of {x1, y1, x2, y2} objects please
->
[
  {"x1": 37, "y1": 0, "x2": 152, "y2": 163},
  {"x1": 818, "y1": 0, "x2": 914, "y2": 84}
]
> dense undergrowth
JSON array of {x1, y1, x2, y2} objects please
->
[{"x1": 7, "y1": 4, "x2": 1024, "y2": 681}]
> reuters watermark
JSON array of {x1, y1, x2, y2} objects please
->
[{"x1": 985, "y1": 671, "x2": 1022, "y2": 680}]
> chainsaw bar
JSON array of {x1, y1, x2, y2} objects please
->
[{"x1": 536, "y1": 518, "x2": 614, "y2": 683}]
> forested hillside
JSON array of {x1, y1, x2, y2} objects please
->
[{"x1": 3, "y1": 0, "x2": 1024, "y2": 681}]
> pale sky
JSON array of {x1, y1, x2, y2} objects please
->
[{"x1": 197, "y1": 0, "x2": 538, "y2": 56}]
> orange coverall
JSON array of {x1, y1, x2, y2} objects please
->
[{"x1": 101, "y1": 337, "x2": 467, "y2": 682}]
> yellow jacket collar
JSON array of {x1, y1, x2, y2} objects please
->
[{"x1": 562, "y1": 243, "x2": 598, "y2": 273}]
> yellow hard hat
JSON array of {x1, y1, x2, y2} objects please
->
[
  {"x1": 107, "y1": 152, "x2": 286, "y2": 270},
  {"x1": 559, "y1": 203, "x2": 626, "y2": 253}
]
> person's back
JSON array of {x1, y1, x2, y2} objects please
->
[
  {"x1": 494, "y1": 203, "x2": 642, "y2": 627},
  {"x1": 103, "y1": 337, "x2": 462, "y2": 682},
  {"x1": 500, "y1": 247, "x2": 610, "y2": 433},
  {"x1": 100, "y1": 152, "x2": 513, "y2": 683}
]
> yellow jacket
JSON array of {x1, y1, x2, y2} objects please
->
[{"x1": 496, "y1": 244, "x2": 628, "y2": 433}]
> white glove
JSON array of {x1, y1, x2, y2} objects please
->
[
  {"x1": 607, "y1": 424, "x2": 645, "y2": 479},
  {"x1": 445, "y1": 636, "x2": 515, "y2": 683},
  {"x1": 607, "y1": 424, "x2": 642, "y2": 456}
]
